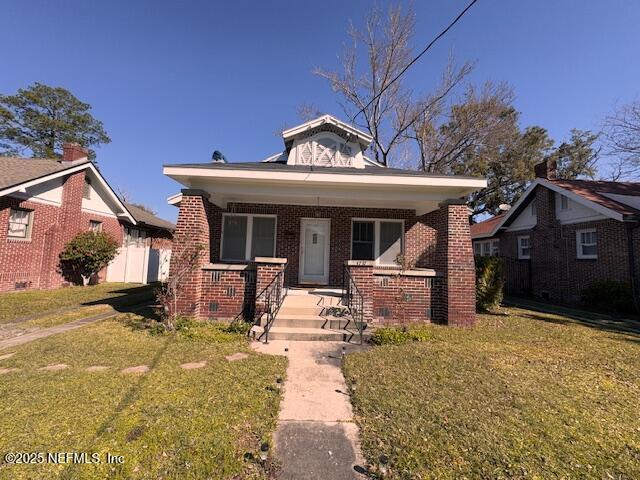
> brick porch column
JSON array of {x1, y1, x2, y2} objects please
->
[
  {"x1": 437, "y1": 199, "x2": 476, "y2": 326},
  {"x1": 345, "y1": 260, "x2": 374, "y2": 323},
  {"x1": 168, "y1": 189, "x2": 212, "y2": 318}
]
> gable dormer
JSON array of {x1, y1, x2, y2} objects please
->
[{"x1": 282, "y1": 115, "x2": 373, "y2": 169}]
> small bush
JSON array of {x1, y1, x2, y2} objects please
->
[
  {"x1": 581, "y1": 281, "x2": 636, "y2": 313},
  {"x1": 371, "y1": 325, "x2": 433, "y2": 345},
  {"x1": 59, "y1": 231, "x2": 119, "y2": 286},
  {"x1": 475, "y1": 256, "x2": 504, "y2": 312},
  {"x1": 175, "y1": 317, "x2": 250, "y2": 343}
]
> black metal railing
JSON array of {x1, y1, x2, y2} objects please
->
[
  {"x1": 255, "y1": 263, "x2": 288, "y2": 344},
  {"x1": 342, "y1": 265, "x2": 366, "y2": 345}
]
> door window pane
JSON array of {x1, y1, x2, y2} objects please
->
[
  {"x1": 251, "y1": 217, "x2": 276, "y2": 258},
  {"x1": 352, "y1": 221, "x2": 374, "y2": 260},
  {"x1": 222, "y1": 216, "x2": 247, "y2": 260},
  {"x1": 379, "y1": 221, "x2": 403, "y2": 264}
]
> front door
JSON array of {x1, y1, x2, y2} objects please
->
[{"x1": 299, "y1": 219, "x2": 330, "y2": 284}]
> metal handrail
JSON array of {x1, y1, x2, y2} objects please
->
[
  {"x1": 255, "y1": 263, "x2": 289, "y2": 344},
  {"x1": 342, "y1": 265, "x2": 366, "y2": 345}
]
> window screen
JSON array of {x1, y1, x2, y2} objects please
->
[
  {"x1": 222, "y1": 215, "x2": 248, "y2": 260},
  {"x1": 352, "y1": 221, "x2": 374, "y2": 260},
  {"x1": 251, "y1": 217, "x2": 276, "y2": 258},
  {"x1": 379, "y1": 221, "x2": 403, "y2": 264}
]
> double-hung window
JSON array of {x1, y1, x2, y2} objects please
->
[
  {"x1": 8, "y1": 208, "x2": 33, "y2": 239},
  {"x1": 517, "y1": 235, "x2": 531, "y2": 259},
  {"x1": 221, "y1": 214, "x2": 276, "y2": 261},
  {"x1": 351, "y1": 219, "x2": 404, "y2": 265},
  {"x1": 89, "y1": 220, "x2": 103, "y2": 233},
  {"x1": 576, "y1": 229, "x2": 597, "y2": 259}
]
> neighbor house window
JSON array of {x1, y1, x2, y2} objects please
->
[
  {"x1": 517, "y1": 235, "x2": 531, "y2": 259},
  {"x1": 474, "y1": 239, "x2": 500, "y2": 257},
  {"x1": 351, "y1": 219, "x2": 403, "y2": 265},
  {"x1": 89, "y1": 220, "x2": 103, "y2": 233},
  {"x1": 560, "y1": 194, "x2": 569, "y2": 210},
  {"x1": 221, "y1": 214, "x2": 276, "y2": 261},
  {"x1": 530, "y1": 200, "x2": 536, "y2": 217},
  {"x1": 125, "y1": 227, "x2": 146, "y2": 246},
  {"x1": 576, "y1": 229, "x2": 597, "y2": 259},
  {"x1": 8, "y1": 208, "x2": 33, "y2": 239},
  {"x1": 83, "y1": 177, "x2": 92, "y2": 199}
]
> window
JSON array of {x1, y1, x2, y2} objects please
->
[
  {"x1": 560, "y1": 194, "x2": 569, "y2": 210},
  {"x1": 125, "y1": 227, "x2": 146, "y2": 246},
  {"x1": 221, "y1": 214, "x2": 276, "y2": 261},
  {"x1": 8, "y1": 208, "x2": 33, "y2": 239},
  {"x1": 474, "y1": 239, "x2": 500, "y2": 257},
  {"x1": 351, "y1": 219, "x2": 404, "y2": 265},
  {"x1": 530, "y1": 200, "x2": 536, "y2": 217},
  {"x1": 576, "y1": 229, "x2": 597, "y2": 259},
  {"x1": 83, "y1": 177, "x2": 92, "y2": 200},
  {"x1": 517, "y1": 235, "x2": 531, "y2": 259},
  {"x1": 89, "y1": 220, "x2": 103, "y2": 233}
]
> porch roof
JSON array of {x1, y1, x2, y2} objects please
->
[{"x1": 163, "y1": 162, "x2": 486, "y2": 215}]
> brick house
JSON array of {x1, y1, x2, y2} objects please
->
[
  {"x1": 471, "y1": 159, "x2": 640, "y2": 304},
  {"x1": 164, "y1": 115, "x2": 486, "y2": 332},
  {"x1": 0, "y1": 144, "x2": 174, "y2": 292}
]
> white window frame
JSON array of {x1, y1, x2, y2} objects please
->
[
  {"x1": 530, "y1": 200, "x2": 536, "y2": 217},
  {"x1": 8, "y1": 208, "x2": 34, "y2": 240},
  {"x1": 89, "y1": 220, "x2": 103, "y2": 233},
  {"x1": 576, "y1": 228, "x2": 597, "y2": 259},
  {"x1": 560, "y1": 194, "x2": 569, "y2": 211},
  {"x1": 474, "y1": 239, "x2": 500, "y2": 257},
  {"x1": 350, "y1": 218, "x2": 405, "y2": 266},
  {"x1": 517, "y1": 235, "x2": 531, "y2": 260},
  {"x1": 491, "y1": 240, "x2": 500, "y2": 256},
  {"x1": 220, "y1": 213, "x2": 277, "y2": 261}
]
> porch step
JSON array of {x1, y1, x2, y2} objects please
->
[
  {"x1": 278, "y1": 305, "x2": 324, "y2": 316},
  {"x1": 273, "y1": 314, "x2": 352, "y2": 330},
  {"x1": 250, "y1": 325, "x2": 365, "y2": 342}
]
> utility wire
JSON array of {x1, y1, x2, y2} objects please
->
[{"x1": 352, "y1": 0, "x2": 480, "y2": 122}]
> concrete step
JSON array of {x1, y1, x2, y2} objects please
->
[
  {"x1": 250, "y1": 325, "x2": 365, "y2": 342},
  {"x1": 278, "y1": 305, "x2": 324, "y2": 316},
  {"x1": 273, "y1": 314, "x2": 352, "y2": 330}
]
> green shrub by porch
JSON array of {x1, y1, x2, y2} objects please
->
[
  {"x1": 475, "y1": 256, "x2": 504, "y2": 312},
  {"x1": 581, "y1": 280, "x2": 635, "y2": 313},
  {"x1": 370, "y1": 325, "x2": 433, "y2": 345}
]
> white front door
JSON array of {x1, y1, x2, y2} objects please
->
[{"x1": 299, "y1": 219, "x2": 330, "y2": 284}]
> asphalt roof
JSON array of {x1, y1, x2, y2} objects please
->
[
  {"x1": 124, "y1": 203, "x2": 176, "y2": 231},
  {"x1": 0, "y1": 157, "x2": 77, "y2": 190},
  {"x1": 163, "y1": 161, "x2": 484, "y2": 180}
]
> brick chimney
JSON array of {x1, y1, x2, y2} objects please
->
[
  {"x1": 62, "y1": 143, "x2": 89, "y2": 163},
  {"x1": 534, "y1": 159, "x2": 557, "y2": 180}
]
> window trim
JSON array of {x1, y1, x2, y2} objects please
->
[
  {"x1": 8, "y1": 208, "x2": 34, "y2": 240},
  {"x1": 559, "y1": 194, "x2": 569, "y2": 211},
  {"x1": 220, "y1": 213, "x2": 277, "y2": 262},
  {"x1": 517, "y1": 235, "x2": 531, "y2": 260},
  {"x1": 576, "y1": 228, "x2": 597, "y2": 259},
  {"x1": 350, "y1": 218, "x2": 405, "y2": 266},
  {"x1": 473, "y1": 239, "x2": 500, "y2": 257},
  {"x1": 89, "y1": 220, "x2": 103, "y2": 233},
  {"x1": 83, "y1": 176, "x2": 92, "y2": 200}
]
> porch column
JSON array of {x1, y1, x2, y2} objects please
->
[
  {"x1": 168, "y1": 189, "x2": 212, "y2": 319},
  {"x1": 437, "y1": 199, "x2": 476, "y2": 326},
  {"x1": 345, "y1": 260, "x2": 374, "y2": 324}
]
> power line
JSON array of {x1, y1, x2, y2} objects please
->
[{"x1": 352, "y1": 0, "x2": 480, "y2": 122}]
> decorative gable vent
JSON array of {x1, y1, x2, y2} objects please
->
[{"x1": 295, "y1": 134, "x2": 355, "y2": 167}]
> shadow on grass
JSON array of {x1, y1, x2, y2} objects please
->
[
  {"x1": 505, "y1": 298, "x2": 640, "y2": 341},
  {"x1": 82, "y1": 283, "x2": 160, "y2": 315},
  {"x1": 59, "y1": 334, "x2": 173, "y2": 479}
]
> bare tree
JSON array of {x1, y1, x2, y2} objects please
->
[{"x1": 602, "y1": 99, "x2": 640, "y2": 180}]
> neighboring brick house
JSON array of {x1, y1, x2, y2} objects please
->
[
  {"x1": 0, "y1": 144, "x2": 174, "y2": 292},
  {"x1": 471, "y1": 159, "x2": 640, "y2": 305},
  {"x1": 164, "y1": 115, "x2": 486, "y2": 329}
]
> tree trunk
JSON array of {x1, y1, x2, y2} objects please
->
[{"x1": 81, "y1": 275, "x2": 91, "y2": 287}]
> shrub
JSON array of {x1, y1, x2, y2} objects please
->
[
  {"x1": 581, "y1": 281, "x2": 636, "y2": 313},
  {"x1": 475, "y1": 256, "x2": 504, "y2": 312},
  {"x1": 371, "y1": 325, "x2": 433, "y2": 345},
  {"x1": 175, "y1": 317, "x2": 249, "y2": 343},
  {"x1": 59, "y1": 231, "x2": 119, "y2": 286}
]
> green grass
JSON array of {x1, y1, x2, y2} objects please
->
[
  {"x1": 344, "y1": 307, "x2": 640, "y2": 479},
  {"x1": 0, "y1": 315, "x2": 287, "y2": 479},
  {"x1": 0, "y1": 283, "x2": 155, "y2": 323}
]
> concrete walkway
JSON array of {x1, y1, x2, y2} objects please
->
[
  {"x1": 252, "y1": 340, "x2": 367, "y2": 480},
  {"x1": 0, "y1": 311, "x2": 118, "y2": 350}
]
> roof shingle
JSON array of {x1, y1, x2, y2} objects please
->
[{"x1": 0, "y1": 157, "x2": 71, "y2": 191}]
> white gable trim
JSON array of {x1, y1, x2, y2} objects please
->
[
  {"x1": 0, "y1": 162, "x2": 136, "y2": 224},
  {"x1": 486, "y1": 179, "x2": 625, "y2": 237},
  {"x1": 282, "y1": 115, "x2": 373, "y2": 145}
]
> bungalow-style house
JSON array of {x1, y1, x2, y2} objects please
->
[
  {"x1": 164, "y1": 115, "x2": 486, "y2": 335},
  {"x1": 471, "y1": 159, "x2": 640, "y2": 304},
  {"x1": 0, "y1": 144, "x2": 174, "y2": 292}
]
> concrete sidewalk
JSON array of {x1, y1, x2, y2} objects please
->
[
  {"x1": 252, "y1": 340, "x2": 368, "y2": 480},
  {"x1": 0, "y1": 311, "x2": 118, "y2": 350}
]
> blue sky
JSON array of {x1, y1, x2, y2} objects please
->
[{"x1": 2, "y1": 0, "x2": 639, "y2": 222}]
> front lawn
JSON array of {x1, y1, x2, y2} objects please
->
[
  {"x1": 344, "y1": 307, "x2": 640, "y2": 479},
  {"x1": 0, "y1": 315, "x2": 287, "y2": 479},
  {"x1": 0, "y1": 283, "x2": 155, "y2": 323}
]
